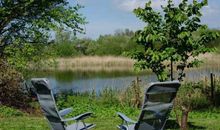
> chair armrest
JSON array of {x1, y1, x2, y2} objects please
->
[
  {"x1": 62, "y1": 112, "x2": 93, "y2": 122},
  {"x1": 59, "y1": 107, "x2": 73, "y2": 117},
  {"x1": 117, "y1": 112, "x2": 136, "y2": 124}
]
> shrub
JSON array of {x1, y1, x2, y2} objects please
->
[
  {"x1": 51, "y1": 42, "x2": 80, "y2": 57},
  {"x1": 118, "y1": 77, "x2": 143, "y2": 108},
  {"x1": 0, "y1": 59, "x2": 30, "y2": 108},
  {"x1": 174, "y1": 82, "x2": 210, "y2": 129}
]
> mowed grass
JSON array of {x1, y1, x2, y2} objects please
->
[
  {"x1": 0, "y1": 104, "x2": 220, "y2": 130},
  {"x1": 0, "y1": 116, "x2": 148, "y2": 130},
  {"x1": 0, "y1": 117, "x2": 49, "y2": 130},
  {"x1": 0, "y1": 116, "x2": 125, "y2": 130},
  {"x1": 1, "y1": 109, "x2": 220, "y2": 130}
]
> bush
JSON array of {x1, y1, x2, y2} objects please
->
[
  {"x1": 56, "y1": 88, "x2": 140, "y2": 119},
  {"x1": 92, "y1": 35, "x2": 141, "y2": 56},
  {"x1": 0, "y1": 59, "x2": 30, "y2": 108},
  {"x1": 174, "y1": 82, "x2": 210, "y2": 129},
  {"x1": 194, "y1": 76, "x2": 220, "y2": 106},
  {"x1": 51, "y1": 42, "x2": 80, "y2": 57},
  {"x1": 175, "y1": 82, "x2": 210, "y2": 110}
]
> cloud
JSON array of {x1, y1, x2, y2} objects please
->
[
  {"x1": 113, "y1": 0, "x2": 167, "y2": 12},
  {"x1": 75, "y1": 0, "x2": 87, "y2": 5},
  {"x1": 202, "y1": 4, "x2": 220, "y2": 16},
  {"x1": 113, "y1": 0, "x2": 209, "y2": 12},
  {"x1": 201, "y1": 1, "x2": 220, "y2": 28},
  {"x1": 114, "y1": 0, "x2": 145, "y2": 11}
]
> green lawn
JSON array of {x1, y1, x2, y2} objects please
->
[
  {"x1": 0, "y1": 116, "x2": 122, "y2": 130},
  {"x1": 1, "y1": 92, "x2": 220, "y2": 130},
  {"x1": 0, "y1": 117, "x2": 49, "y2": 130},
  {"x1": 1, "y1": 110, "x2": 220, "y2": 130}
]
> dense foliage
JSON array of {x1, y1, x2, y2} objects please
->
[
  {"x1": 46, "y1": 29, "x2": 142, "y2": 57},
  {"x1": 40, "y1": 28, "x2": 220, "y2": 59},
  {"x1": 0, "y1": 0, "x2": 86, "y2": 55}
]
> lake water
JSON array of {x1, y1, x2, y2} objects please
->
[{"x1": 27, "y1": 68, "x2": 220, "y2": 94}]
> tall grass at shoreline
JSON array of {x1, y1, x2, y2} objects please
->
[
  {"x1": 59, "y1": 56, "x2": 134, "y2": 71},
  {"x1": 32, "y1": 53, "x2": 220, "y2": 73},
  {"x1": 41, "y1": 56, "x2": 135, "y2": 72}
]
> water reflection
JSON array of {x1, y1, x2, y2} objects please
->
[{"x1": 28, "y1": 68, "x2": 220, "y2": 94}]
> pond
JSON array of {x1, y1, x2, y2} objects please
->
[{"x1": 27, "y1": 67, "x2": 220, "y2": 94}]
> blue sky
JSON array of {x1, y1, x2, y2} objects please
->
[{"x1": 69, "y1": 0, "x2": 220, "y2": 39}]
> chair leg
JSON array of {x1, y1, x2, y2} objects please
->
[
  {"x1": 76, "y1": 121, "x2": 79, "y2": 130},
  {"x1": 83, "y1": 121, "x2": 87, "y2": 130},
  {"x1": 119, "y1": 125, "x2": 128, "y2": 130},
  {"x1": 161, "y1": 119, "x2": 167, "y2": 130}
]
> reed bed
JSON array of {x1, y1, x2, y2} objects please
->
[
  {"x1": 200, "y1": 53, "x2": 220, "y2": 69},
  {"x1": 44, "y1": 56, "x2": 135, "y2": 72},
  {"x1": 36, "y1": 53, "x2": 220, "y2": 72}
]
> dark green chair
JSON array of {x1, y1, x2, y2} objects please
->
[
  {"x1": 31, "y1": 78, "x2": 95, "y2": 130},
  {"x1": 117, "y1": 81, "x2": 181, "y2": 130}
]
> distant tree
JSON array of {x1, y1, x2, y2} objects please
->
[
  {"x1": 93, "y1": 32, "x2": 140, "y2": 56},
  {"x1": 115, "y1": 29, "x2": 134, "y2": 37},
  {"x1": 0, "y1": 0, "x2": 86, "y2": 56},
  {"x1": 76, "y1": 38, "x2": 94, "y2": 55},
  {"x1": 132, "y1": 0, "x2": 219, "y2": 129},
  {"x1": 55, "y1": 28, "x2": 76, "y2": 44}
]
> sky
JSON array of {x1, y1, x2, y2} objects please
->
[{"x1": 68, "y1": 0, "x2": 220, "y2": 39}]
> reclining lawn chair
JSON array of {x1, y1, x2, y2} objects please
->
[
  {"x1": 31, "y1": 78, "x2": 95, "y2": 130},
  {"x1": 117, "y1": 81, "x2": 181, "y2": 130}
]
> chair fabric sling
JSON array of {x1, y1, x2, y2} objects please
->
[
  {"x1": 31, "y1": 78, "x2": 95, "y2": 130},
  {"x1": 117, "y1": 81, "x2": 181, "y2": 130}
]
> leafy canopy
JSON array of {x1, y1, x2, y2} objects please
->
[
  {"x1": 132, "y1": 0, "x2": 219, "y2": 81},
  {"x1": 0, "y1": 0, "x2": 86, "y2": 54}
]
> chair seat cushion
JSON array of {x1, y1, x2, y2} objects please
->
[
  {"x1": 66, "y1": 122, "x2": 95, "y2": 130},
  {"x1": 137, "y1": 122, "x2": 155, "y2": 130}
]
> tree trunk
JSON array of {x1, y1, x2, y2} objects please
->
[
  {"x1": 173, "y1": 101, "x2": 181, "y2": 126},
  {"x1": 181, "y1": 110, "x2": 189, "y2": 130}
]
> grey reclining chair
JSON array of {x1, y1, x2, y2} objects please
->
[
  {"x1": 117, "y1": 81, "x2": 181, "y2": 130},
  {"x1": 31, "y1": 78, "x2": 95, "y2": 130}
]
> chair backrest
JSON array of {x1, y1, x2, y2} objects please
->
[
  {"x1": 31, "y1": 78, "x2": 65, "y2": 130},
  {"x1": 135, "y1": 81, "x2": 181, "y2": 130}
]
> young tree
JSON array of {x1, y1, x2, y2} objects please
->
[
  {"x1": 132, "y1": 0, "x2": 219, "y2": 81},
  {"x1": 132, "y1": 0, "x2": 219, "y2": 129}
]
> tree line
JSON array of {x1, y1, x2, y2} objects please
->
[{"x1": 40, "y1": 28, "x2": 220, "y2": 58}]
